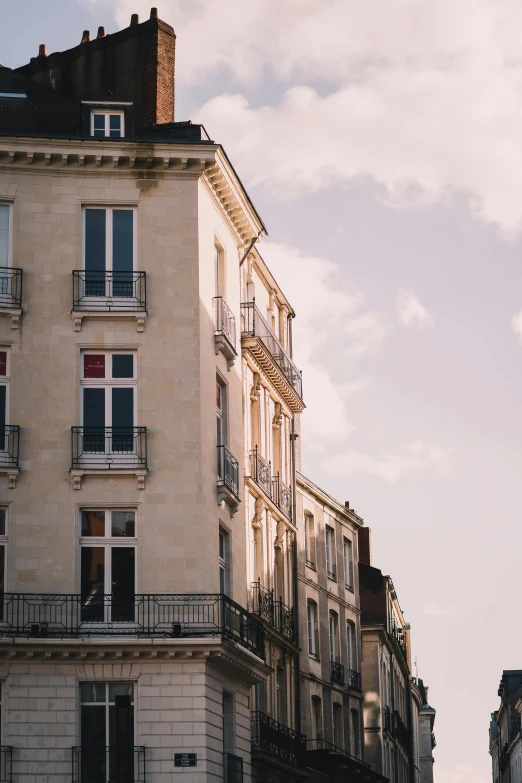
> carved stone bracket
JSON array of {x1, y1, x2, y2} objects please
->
[
  {"x1": 251, "y1": 497, "x2": 264, "y2": 529},
  {"x1": 272, "y1": 402, "x2": 283, "y2": 429},
  {"x1": 71, "y1": 311, "x2": 147, "y2": 333},
  {"x1": 274, "y1": 520, "x2": 286, "y2": 549},
  {"x1": 250, "y1": 372, "x2": 261, "y2": 402},
  {"x1": 6, "y1": 470, "x2": 19, "y2": 489}
]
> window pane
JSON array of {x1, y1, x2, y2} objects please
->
[
  {"x1": 111, "y1": 547, "x2": 135, "y2": 621},
  {"x1": 109, "y1": 683, "x2": 134, "y2": 702},
  {"x1": 81, "y1": 704, "x2": 106, "y2": 750},
  {"x1": 0, "y1": 206, "x2": 8, "y2": 267},
  {"x1": 93, "y1": 115, "x2": 105, "y2": 130},
  {"x1": 0, "y1": 509, "x2": 6, "y2": 536},
  {"x1": 219, "y1": 532, "x2": 224, "y2": 559},
  {"x1": 112, "y1": 388, "x2": 133, "y2": 426},
  {"x1": 111, "y1": 511, "x2": 135, "y2": 537},
  {"x1": 84, "y1": 354, "x2": 105, "y2": 379},
  {"x1": 85, "y1": 210, "x2": 106, "y2": 273},
  {"x1": 0, "y1": 546, "x2": 5, "y2": 593},
  {"x1": 81, "y1": 547, "x2": 105, "y2": 621},
  {"x1": 112, "y1": 210, "x2": 133, "y2": 273},
  {"x1": 83, "y1": 388, "x2": 105, "y2": 427},
  {"x1": 81, "y1": 510, "x2": 105, "y2": 537},
  {"x1": 80, "y1": 682, "x2": 106, "y2": 704},
  {"x1": 112, "y1": 355, "x2": 133, "y2": 379},
  {"x1": 0, "y1": 353, "x2": 7, "y2": 376},
  {"x1": 109, "y1": 115, "x2": 122, "y2": 138}
]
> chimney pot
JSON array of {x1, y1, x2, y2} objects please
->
[
  {"x1": 344, "y1": 501, "x2": 350, "y2": 509},
  {"x1": 97, "y1": 26, "x2": 106, "y2": 38},
  {"x1": 38, "y1": 44, "x2": 47, "y2": 57},
  {"x1": 150, "y1": 7, "x2": 158, "y2": 18},
  {"x1": 81, "y1": 30, "x2": 90, "y2": 44},
  {"x1": 130, "y1": 13, "x2": 139, "y2": 25}
]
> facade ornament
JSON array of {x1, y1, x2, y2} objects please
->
[
  {"x1": 251, "y1": 497, "x2": 264, "y2": 529},
  {"x1": 250, "y1": 372, "x2": 261, "y2": 402},
  {"x1": 272, "y1": 402, "x2": 283, "y2": 429},
  {"x1": 274, "y1": 520, "x2": 286, "y2": 549}
]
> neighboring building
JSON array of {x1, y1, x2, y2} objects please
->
[
  {"x1": 414, "y1": 679, "x2": 436, "y2": 783},
  {"x1": 359, "y1": 534, "x2": 428, "y2": 783},
  {"x1": 490, "y1": 671, "x2": 522, "y2": 783},
  {"x1": 295, "y1": 476, "x2": 388, "y2": 783}
]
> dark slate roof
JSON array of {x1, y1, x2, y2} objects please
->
[{"x1": 0, "y1": 66, "x2": 80, "y2": 136}]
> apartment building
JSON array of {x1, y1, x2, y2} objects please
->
[
  {"x1": 490, "y1": 671, "x2": 522, "y2": 783},
  {"x1": 414, "y1": 679, "x2": 435, "y2": 783},
  {"x1": 295, "y1": 477, "x2": 387, "y2": 783},
  {"x1": 0, "y1": 9, "x2": 291, "y2": 783}
]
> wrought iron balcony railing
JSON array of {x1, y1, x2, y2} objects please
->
[
  {"x1": 383, "y1": 706, "x2": 392, "y2": 735},
  {"x1": 241, "y1": 302, "x2": 303, "y2": 399},
  {"x1": 331, "y1": 660, "x2": 345, "y2": 684},
  {"x1": 249, "y1": 447, "x2": 272, "y2": 497},
  {"x1": 217, "y1": 445, "x2": 240, "y2": 500},
  {"x1": 250, "y1": 582, "x2": 295, "y2": 643},
  {"x1": 0, "y1": 268, "x2": 22, "y2": 309},
  {"x1": 71, "y1": 427, "x2": 147, "y2": 470},
  {"x1": 348, "y1": 669, "x2": 362, "y2": 691},
  {"x1": 0, "y1": 747, "x2": 12, "y2": 783},
  {"x1": 390, "y1": 621, "x2": 408, "y2": 662},
  {"x1": 272, "y1": 474, "x2": 291, "y2": 520},
  {"x1": 213, "y1": 297, "x2": 237, "y2": 351},
  {"x1": 305, "y1": 738, "x2": 369, "y2": 767},
  {"x1": 0, "y1": 593, "x2": 265, "y2": 659},
  {"x1": 251, "y1": 711, "x2": 306, "y2": 767},
  {"x1": 225, "y1": 753, "x2": 243, "y2": 783},
  {"x1": 72, "y1": 746, "x2": 145, "y2": 783},
  {"x1": 394, "y1": 711, "x2": 411, "y2": 749},
  {"x1": 0, "y1": 426, "x2": 20, "y2": 469},
  {"x1": 72, "y1": 271, "x2": 146, "y2": 311}
]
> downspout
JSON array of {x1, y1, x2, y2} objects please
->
[
  {"x1": 290, "y1": 416, "x2": 301, "y2": 737},
  {"x1": 390, "y1": 650, "x2": 399, "y2": 783}
]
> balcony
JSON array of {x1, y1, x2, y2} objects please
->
[
  {"x1": 250, "y1": 582, "x2": 296, "y2": 643},
  {"x1": 217, "y1": 445, "x2": 240, "y2": 513},
  {"x1": 0, "y1": 267, "x2": 22, "y2": 328},
  {"x1": 0, "y1": 747, "x2": 12, "y2": 783},
  {"x1": 0, "y1": 593, "x2": 265, "y2": 659},
  {"x1": 390, "y1": 621, "x2": 408, "y2": 663},
  {"x1": 251, "y1": 711, "x2": 306, "y2": 767},
  {"x1": 72, "y1": 271, "x2": 146, "y2": 332},
  {"x1": 383, "y1": 706, "x2": 392, "y2": 735},
  {"x1": 225, "y1": 754, "x2": 243, "y2": 783},
  {"x1": 213, "y1": 297, "x2": 237, "y2": 368},
  {"x1": 330, "y1": 660, "x2": 344, "y2": 685},
  {"x1": 241, "y1": 302, "x2": 304, "y2": 409},
  {"x1": 348, "y1": 669, "x2": 362, "y2": 691},
  {"x1": 71, "y1": 427, "x2": 147, "y2": 489},
  {"x1": 394, "y1": 710, "x2": 411, "y2": 750},
  {"x1": 305, "y1": 740, "x2": 388, "y2": 783},
  {"x1": 249, "y1": 448, "x2": 292, "y2": 520},
  {"x1": 0, "y1": 426, "x2": 20, "y2": 489},
  {"x1": 72, "y1": 746, "x2": 145, "y2": 783}
]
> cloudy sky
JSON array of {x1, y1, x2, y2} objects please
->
[{"x1": 5, "y1": 1, "x2": 522, "y2": 779}]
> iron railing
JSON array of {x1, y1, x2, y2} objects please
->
[
  {"x1": 71, "y1": 427, "x2": 147, "y2": 470},
  {"x1": 241, "y1": 301, "x2": 303, "y2": 399},
  {"x1": 0, "y1": 268, "x2": 22, "y2": 309},
  {"x1": 390, "y1": 621, "x2": 408, "y2": 662},
  {"x1": 225, "y1": 754, "x2": 243, "y2": 783},
  {"x1": 0, "y1": 426, "x2": 19, "y2": 468},
  {"x1": 249, "y1": 447, "x2": 271, "y2": 497},
  {"x1": 394, "y1": 711, "x2": 411, "y2": 749},
  {"x1": 348, "y1": 669, "x2": 362, "y2": 691},
  {"x1": 72, "y1": 746, "x2": 145, "y2": 783},
  {"x1": 250, "y1": 582, "x2": 295, "y2": 643},
  {"x1": 331, "y1": 660, "x2": 345, "y2": 684},
  {"x1": 305, "y1": 739, "x2": 369, "y2": 767},
  {"x1": 251, "y1": 711, "x2": 306, "y2": 766},
  {"x1": 72, "y1": 271, "x2": 146, "y2": 311},
  {"x1": 272, "y1": 475, "x2": 291, "y2": 519},
  {"x1": 383, "y1": 706, "x2": 392, "y2": 735},
  {"x1": 217, "y1": 445, "x2": 240, "y2": 499},
  {"x1": 0, "y1": 747, "x2": 12, "y2": 783},
  {"x1": 213, "y1": 297, "x2": 236, "y2": 350},
  {"x1": 0, "y1": 593, "x2": 265, "y2": 659}
]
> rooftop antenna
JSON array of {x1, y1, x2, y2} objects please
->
[{"x1": 415, "y1": 657, "x2": 418, "y2": 680}]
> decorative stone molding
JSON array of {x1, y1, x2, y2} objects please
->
[
  {"x1": 274, "y1": 520, "x2": 286, "y2": 549},
  {"x1": 251, "y1": 497, "x2": 264, "y2": 529},
  {"x1": 250, "y1": 372, "x2": 261, "y2": 402},
  {"x1": 272, "y1": 402, "x2": 283, "y2": 429},
  {"x1": 70, "y1": 469, "x2": 147, "y2": 490}
]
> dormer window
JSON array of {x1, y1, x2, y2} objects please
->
[
  {"x1": 91, "y1": 111, "x2": 124, "y2": 138},
  {"x1": 0, "y1": 92, "x2": 27, "y2": 99}
]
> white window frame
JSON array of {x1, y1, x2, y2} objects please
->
[
  {"x1": 79, "y1": 508, "x2": 138, "y2": 623},
  {"x1": 343, "y1": 537, "x2": 354, "y2": 589},
  {"x1": 79, "y1": 681, "x2": 135, "y2": 745},
  {"x1": 307, "y1": 600, "x2": 318, "y2": 658},
  {"x1": 0, "y1": 349, "x2": 10, "y2": 432},
  {"x1": 329, "y1": 611, "x2": 339, "y2": 663},
  {"x1": 305, "y1": 513, "x2": 315, "y2": 568},
  {"x1": 81, "y1": 206, "x2": 138, "y2": 300},
  {"x1": 80, "y1": 350, "x2": 138, "y2": 428},
  {"x1": 326, "y1": 526, "x2": 336, "y2": 579},
  {"x1": 219, "y1": 526, "x2": 230, "y2": 595},
  {"x1": 347, "y1": 621, "x2": 355, "y2": 670},
  {"x1": 90, "y1": 111, "x2": 125, "y2": 138}
]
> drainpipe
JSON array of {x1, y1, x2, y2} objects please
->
[
  {"x1": 390, "y1": 650, "x2": 399, "y2": 783},
  {"x1": 290, "y1": 415, "x2": 301, "y2": 737}
]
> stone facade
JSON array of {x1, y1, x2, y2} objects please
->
[{"x1": 490, "y1": 671, "x2": 522, "y2": 783}]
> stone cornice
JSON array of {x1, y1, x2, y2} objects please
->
[{"x1": 297, "y1": 472, "x2": 364, "y2": 528}]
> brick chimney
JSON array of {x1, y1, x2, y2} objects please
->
[
  {"x1": 358, "y1": 527, "x2": 372, "y2": 566},
  {"x1": 143, "y1": 8, "x2": 176, "y2": 126}
]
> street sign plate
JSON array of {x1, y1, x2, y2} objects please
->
[{"x1": 174, "y1": 753, "x2": 197, "y2": 767}]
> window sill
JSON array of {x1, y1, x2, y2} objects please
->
[
  {"x1": 327, "y1": 573, "x2": 337, "y2": 582},
  {"x1": 72, "y1": 310, "x2": 147, "y2": 333},
  {"x1": 309, "y1": 654, "x2": 320, "y2": 662},
  {"x1": 0, "y1": 307, "x2": 22, "y2": 330},
  {"x1": 305, "y1": 561, "x2": 316, "y2": 571},
  {"x1": 70, "y1": 468, "x2": 147, "y2": 490},
  {"x1": 345, "y1": 584, "x2": 354, "y2": 592}
]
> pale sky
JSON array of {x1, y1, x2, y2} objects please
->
[{"x1": 5, "y1": 1, "x2": 522, "y2": 780}]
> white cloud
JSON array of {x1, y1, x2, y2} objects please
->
[
  {"x1": 511, "y1": 310, "x2": 522, "y2": 342},
  {"x1": 396, "y1": 289, "x2": 434, "y2": 328},
  {"x1": 84, "y1": 0, "x2": 522, "y2": 233},
  {"x1": 322, "y1": 441, "x2": 451, "y2": 485},
  {"x1": 423, "y1": 602, "x2": 455, "y2": 616}
]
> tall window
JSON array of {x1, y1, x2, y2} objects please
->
[
  {"x1": 0, "y1": 350, "x2": 10, "y2": 453},
  {"x1": 343, "y1": 538, "x2": 353, "y2": 589},
  {"x1": 347, "y1": 621, "x2": 355, "y2": 670},
  {"x1": 350, "y1": 709, "x2": 360, "y2": 757},
  {"x1": 311, "y1": 696, "x2": 323, "y2": 741},
  {"x1": 307, "y1": 600, "x2": 319, "y2": 658},
  {"x1": 333, "y1": 703, "x2": 343, "y2": 749},
  {"x1": 329, "y1": 611, "x2": 339, "y2": 663},
  {"x1": 326, "y1": 526, "x2": 336, "y2": 579},
  {"x1": 90, "y1": 111, "x2": 124, "y2": 138},
  {"x1": 80, "y1": 682, "x2": 134, "y2": 782},
  {"x1": 276, "y1": 667, "x2": 287, "y2": 725},
  {"x1": 219, "y1": 527, "x2": 229, "y2": 594},
  {"x1": 0, "y1": 205, "x2": 9, "y2": 267},
  {"x1": 80, "y1": 509, "x2": 136, "y2": 622},
  {"x1": 215, "y1": 244, "x2": 225, "y2": 298},
  {"x1": 305, "y1": 513, "x2": 316, "y2": 567},
  {"x1": 81, "y1": 351, "x2": 136, "y2": 453},
  {"x1": 0, "y1": 510, "x2": 6, "y2": 613},
  {"x1": 82, "y1": 207, "x2": 135, "y2": 298},
  {"x1": 216, "y1": 379, "x2": 227, "y2": 447}
]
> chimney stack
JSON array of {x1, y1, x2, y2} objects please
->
[
  {"x1": 358, "y1": 527, "x2": 372, "y2": 566},
  {"x1": 130, "y1": 14, "x2": 139, "y2": 25},
  {"x1": 38, "y1": 44, "x2": 47, "y2": 57},
  {"x1": 97, "y1": 27, "x2": 106, "y2": 38},
  {"x1": 150, "y1": 7, "x2": 158, "y2": 18},
  {"x1": 81, "y1": 30, "x2": 90, "y2": 44}
]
